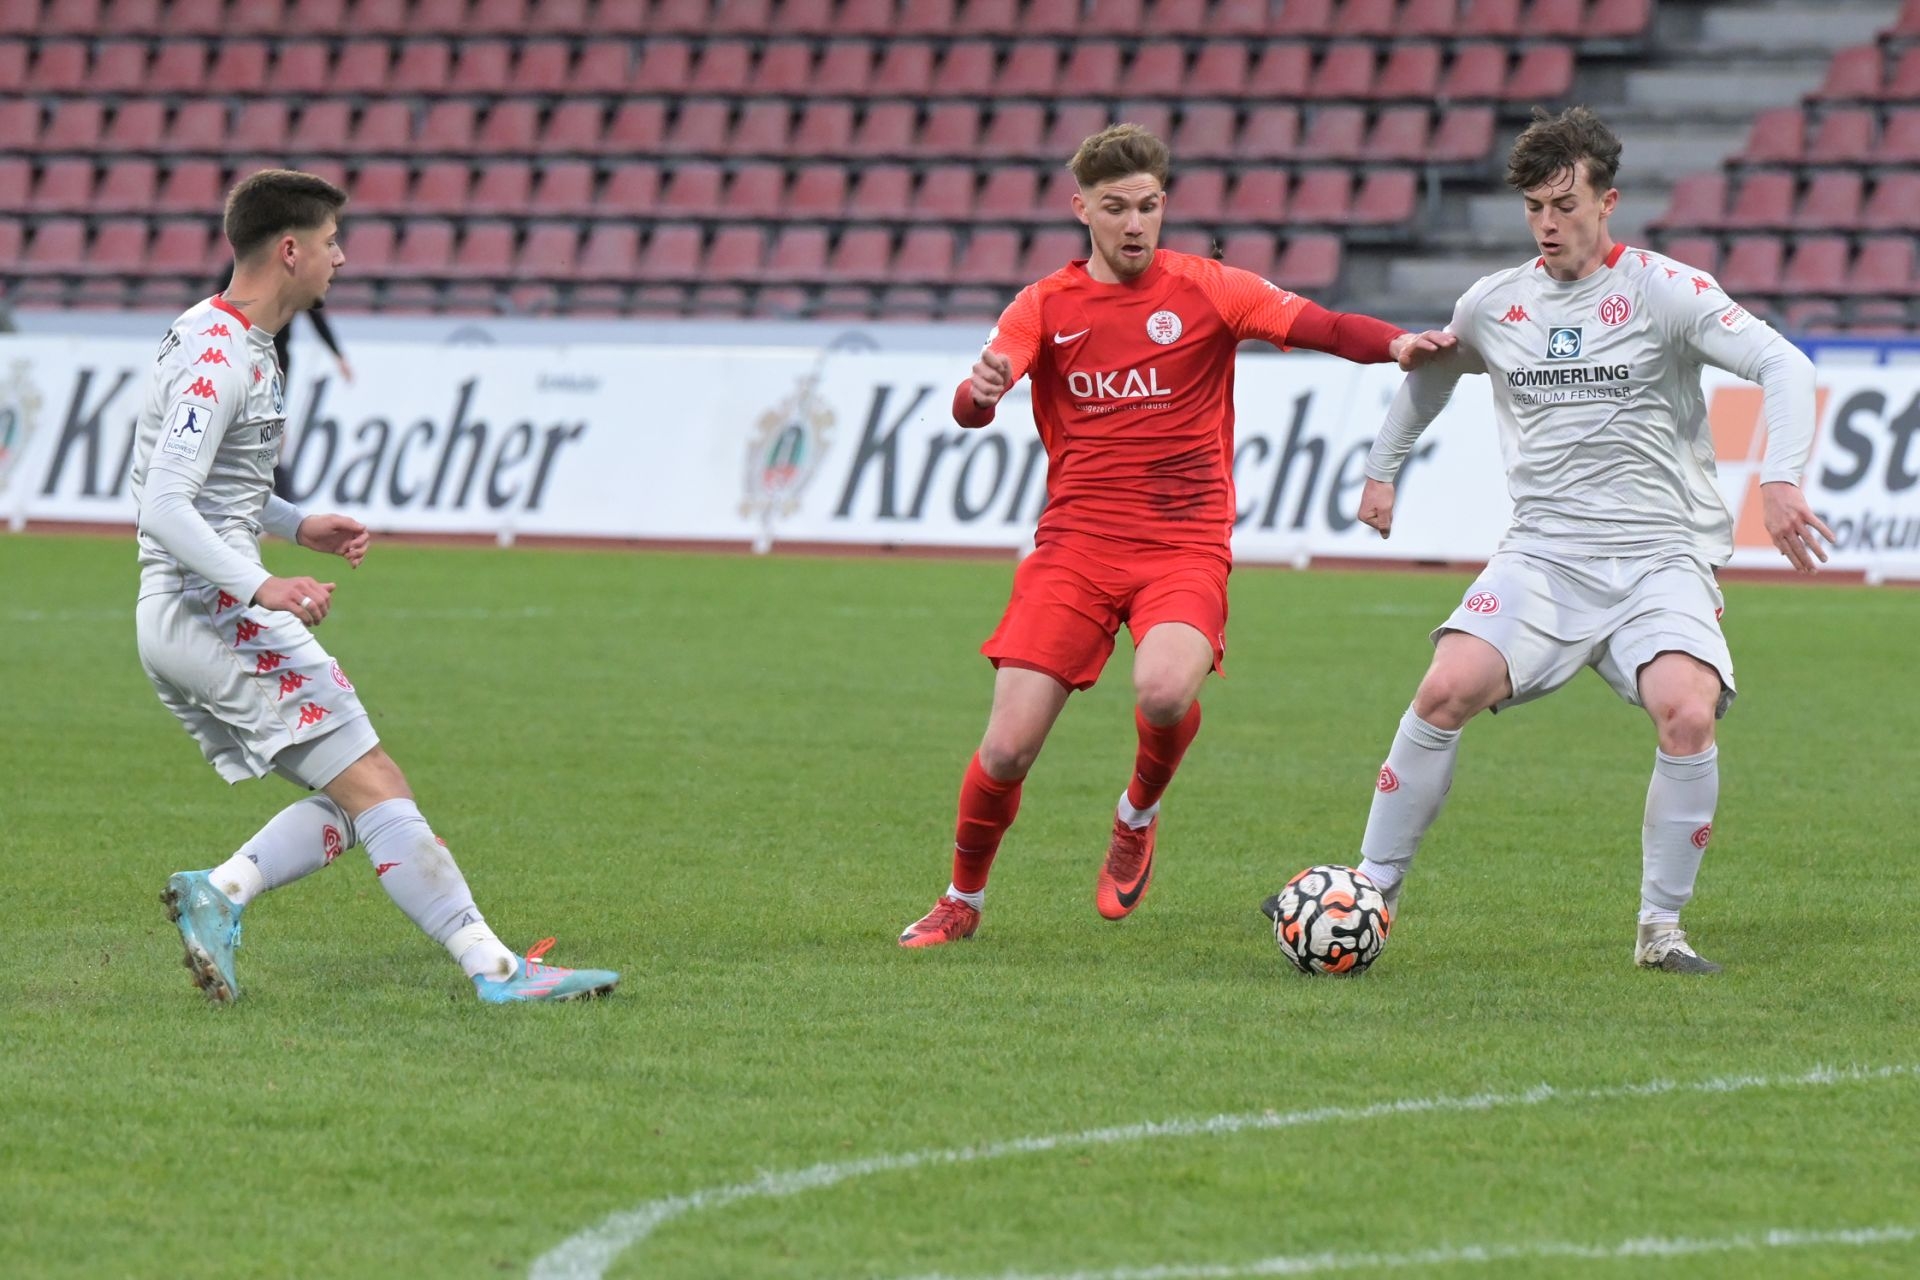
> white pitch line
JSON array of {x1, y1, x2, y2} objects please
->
[
  {"x1": 529, "y1": 1062, "x2": 1916, "y2": 1280},
  {"x1": 895, "y1": 1225, "x2": 1920, "y2": 1280}
]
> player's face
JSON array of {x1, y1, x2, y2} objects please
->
[
  {"x1": 291, "y1": 217, "x2": 344, "y2": 308},
  {"x1": 1073, "y1": 174, "x2": 1164, "y2": 283},
  {"x1": 1522, "y1": 162, "x2": 1618, "y2": 281}
]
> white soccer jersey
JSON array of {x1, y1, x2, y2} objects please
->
[
  {"x1": 1368, "y1": 244, "x2": 1815, "y2": 565},
  {"x1": 129, "y1": 296, "x2": 290, "y2": 601}
]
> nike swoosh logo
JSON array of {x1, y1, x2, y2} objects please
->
[
  {"x1": 1053, "y1": 329, "x2": 1089, "y2": 344},
  {"x1": 1115, "y1": 849, "x2": 1153, "y2": 909}
]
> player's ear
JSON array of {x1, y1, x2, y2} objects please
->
[{"x1": 1070, "y1": 189, "x2": 1090, "y2": 227}]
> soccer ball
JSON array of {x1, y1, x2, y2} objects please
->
[{"x1": 1262, "y1": 865, "x2": 1391, "y2": 976}]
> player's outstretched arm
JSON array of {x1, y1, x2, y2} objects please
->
[
  {"x1": 296, "y1": 512, "x2": 371, "y2": 568},
  {"x1": 1759, "y1": 481, "x2": 1836, "y2": 573}
]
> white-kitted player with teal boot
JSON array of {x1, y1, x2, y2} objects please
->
[{"x1": 136, "y1": 169, "x2": 617, "y2": 1006}]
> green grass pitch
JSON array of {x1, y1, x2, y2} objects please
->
[{"x1": 3, "y1": 533, "x2": 1915, "y2": 1278}]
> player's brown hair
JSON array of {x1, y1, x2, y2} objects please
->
[
  {"x1": 223, "y1": 169, "x2": 347, "y2": 260},
  {"x1": 1068, "y1": 124, "x2": 1172, "y2": 191},
  {"x1": 1505, "y1": 106, "x2": 1622, "y2": 194}
]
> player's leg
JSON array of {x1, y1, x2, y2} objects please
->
[
  {"x1": 320, "y1": 747, "x2": 618, "y2": 1000},
  {"x1": 1353, "y1": 631, "x2": 1509, "y2": 914},
  {"x1": 1096, "y1": 621, "x2": 1213, "y2": 920},
  {"x1": 1598, "y1": 560, "x2": 1732, "y2": 974},
  {"x1": 901, "y1": 544, "x2": 1119, "y2": 947}
]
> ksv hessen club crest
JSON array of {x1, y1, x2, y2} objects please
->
[
  {"x1": 742, "y1": 372, "x2": 834, "y2": 543},
  {"x1": 0, "y1": 359, "x2": 46, "y2": 502}
]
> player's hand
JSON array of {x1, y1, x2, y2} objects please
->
[
  {"x1": 297, "y1": 513, "x2": 371, "y2": 568},
  {"x1": 254, "y1": 576, "x2": 335, "y2": 627},
  {"x1": 1390, "y1": 330, "x2": 1457, "y2": 371},
  {"x1": 1358, "y1": 476, "x2": 1396, "y2": 539},
  {"x1": 1760, "y1": 481, "x2": 1835, "y2": 572},
  {"x1": 969, "y1": 350, "x2": 1013, "y2": 409}
]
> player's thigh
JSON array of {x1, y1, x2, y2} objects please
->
[
  {"x1": 1431, "y1": 552, "x2": 1602, "y2": 709},
  {"x1": 981, "y1": 541, "x2": 1124, "y2": 692},
  {"x1": 1125, "y1": 554, "x2": 1228, "y2": 679},
  {"x1": 137, "y1": 585, "x2": 376, "y2": 783},
  {"x1": 1596, "y1": 559, "x2": 1735, "y2": 718}
]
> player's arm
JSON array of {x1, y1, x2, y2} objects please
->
[
  {"x1": 1205, "y1": 262, "x2": 1456, "y2": 368},
  {"x1": 953, "y1": 286, "x2": 1041, "y2": 428},
  {"x1": 1360, "y1": 294, "x2": 1488, "y2": 539},
  {"x1": 137, "y1": 360, "x2": 273, "y2": 602},
  {"x1": 1666, "y1": 284, "x2": 1833, "y2": 570},
  {"x1": 261, "y1": 495, "x2": 371, "y2": 569}
]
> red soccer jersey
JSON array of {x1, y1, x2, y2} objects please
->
[{"x1": 956, "y1": 249, "x2": 1308, "y2": 557}]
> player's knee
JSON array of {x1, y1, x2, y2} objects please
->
[
  {"x1": 977, "y1": 733, "x2": 1039, "y2": 781},
  {"x1": 1411, "y1": 674, "x2": 1490, "y2": 730},
  {"x1": 1653, "y1": 698, "x2": 1717, "y2": 755},
  {"x1": 1133, "y1": 679, "x2": 1194, "y2": 727}
]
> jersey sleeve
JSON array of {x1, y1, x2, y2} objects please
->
[
  {"x1": 1200, "y1": 262, "x2": 1309, "y2": 346},
  {"x1": 953, "y1": 284, "x2": 1043, "y2": 428},
  {"x1": 1647, "y1": 267, "x2": 1817, "y2": 484}
]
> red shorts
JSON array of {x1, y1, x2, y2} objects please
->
[{"x1": 981, "y1": 539, "x2": 1230, "y2": 691}]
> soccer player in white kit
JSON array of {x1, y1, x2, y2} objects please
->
[
  {"x1": 134, "y1": 170, "x2": 617, "y2": 1003},
  {"x1": 1344, "y1": 108, "x2": 1834, "y2": 972}
]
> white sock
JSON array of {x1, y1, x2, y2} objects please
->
[
  {"x1": 1640, "y1": 745, "x2": 1718, "y2": 921},
  {"x1": 1356, "y1": 707, "x2": 1461, "y2": 893},
  {"x1": 355, "y1": 798, "x2": 516, "y2": 979},
  {"x1": 1116, "y1": 790, "x2": 1159, "y2": 830},
  {"x1": 208, "y1": 795, "x2": 354, "y2": 907},
  {"x1": 946, "y1": 883, "x2": 984, "y2": 911}
]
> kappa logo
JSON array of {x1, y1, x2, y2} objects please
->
[
  {"x1": 254, "y1": 650, "x2": 288, "y2": 674},
  {"x1": 215, "y1": 590, "x2": 239, "y2": 611},
  {"x1": 1692, "y1": 275, "x2": 1714, "y2": 295},
  {"x1": 235, "y1": 618, "x2": 264, "y2": 644},
  {"x1": 185, "y1": 376, "x2": 220, "y2": 402},
  {"x1": 194, "y1": 348, "x2": 232, "y2": 366},
  {"x1": 1499, "y1": 305, "x2": 1529, "y2": 323},
  {"x1": 1546, "y1": 327, "x2": 1582, "y2": 359},
  {"x1": 1145, "y1": 309, "x2": 1182, "y2": 345},
  {"x1": 374, "y1": 861, "x2": 400, "y2": 877},
  {"x1": 198, "y1": 323, "x2": 231, "y2": 338},
  {"x1": 1598, "y1": 293, "x2": 1632, "y2": 327},
  {"x1": 296, "y1": 702, "x2": 329, "y2": 728},
  {"x1": 277, "y1": 671, "x2": 310, "y2": 700}
]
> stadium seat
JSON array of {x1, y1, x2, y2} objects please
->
[
  {"x1": 332, "y1": 40, "x2": 392, "y2": 94},
  {"x1": 705, "y1": 225, "x2": 769, "y2": 280},
  {"x1": 1506, "y1": 45, "x2": 1574, "y2": 101},
  {"x1": 1247, "y1": 43, "x2": 1313, "y2": 98},
  {"x1": 956, "y1": 227, "x2": 1021, "y2": 282},
  {"x1": 389, "y1": 40, "x2": 452, "y2": 92},
  {"x1": 1376, "y1": 45, "x2": 1442, "y2": 102},
  {"x1": 582, "y1": 223, "x2": 643, "y2": 277},
  {"x1": 1308, "y1": 43, "x2": 1376, "y2": 99},
  {"x1": 659, "y1": 162, "x2": 727, "y2": 218},
  {"x1": 1735, "y1": 107, "x2": 1805, "y2": 165},
  {"x1": 1237, "y1": 105, "x2": 1301, "y2": 161},
  {"x1": 914, "y1": 164, "x2": 977, "y2": 222},
  {"x1": 894, "y1": 227, "x2": 957, "y2": 284},
  {"x1": 1586, "y1": 0, "x2": 1654, "y2": 39},
  {"x1": 103, "y1": 99, "x2": 166, "y2": 152},
  {"x1": 1440, "y1": 44, "x2": 1508, "y2": 102},
  {"x1": 271, "y1": 42, "x2": 334, "y2": 95},
  {"x1": 469, "y1": 161, "x2": 534, "y2": 216},
  {"x1": 789, "y1": 102, "x2": 856, "y2": 157},
  {"x1": 1085, "y1": 0, "x2": 1146, "y2": 35},
  {"x1": 1794, "y1": 172, "x2": 1863, "y2": 229},
  {"x1": 599, "y1": 161, "x2": 662, "y2": 214},
  {"x1": 848, "y1": 164, "x2": 914, "y2": 220},
  {"x1": 1808, "y1": 108, "x2": 1876, "y2": 164},
  {"x1": 419, "y1": 102, "x2": 480, "y2": 153},
  {"x1": 573, "y1": 43, "x2": 631, "y2": 92},
  {"x1": 813, "y1": 42, "x2": 875, "y2": 96},
  {"x1": 897, "y1": 0, "x2": 960, "y2": 36},
  {"x1": 349, "y1": 160, "x2": 411, "y2": 215},
  {"x1": 411, "y1": 162, "x2": 474, "y2": 215},
  {"x1": 1528, "y1": 0, "x2": 1586, "y2": 38},
  {"x1": 661, "y1": 101, "x2": 729, "y2": 155},
  {"x1": 1888, "y1": 46, "x2": 1920, "y2": 100},
  {"x1": 23, "y1": 217, "x2": 87, "y2": 273},
  {"x1": 1722, "y1": 171, "x2": 1794, "y2": 230},
  {"x1": 1188, "y1": 43, "x2": 1250, "y2": 98},
  {"x1": 764, "y1": 226, "x2": 831, "y2": 283},
  {"x1": 1044, "y1": 103, "x2": 1112, "y2": 159},
  {"x1": 41, "y1": 100, "x2": 105, "y2": 150},
  {"x1": 1172, "y1": 168, "x2": 1227, "y2": 221},
  {"x1": 155, "y1": 160, "x2": 221, "y2": 214},
  {"x1": 975, "y1": 167, "x2": 1039, "y2": 221},
  {"x1": 469, "y1": 0, "x2": 532, "y2": 33},
  {"x1": 1224, "y1": 168, "x2": 1290, "y2": 224},
  {"x1": 29, "y1": 159, "x2": 94, "y2": 214},
  {"x1": 1896, "y1": 0, "x2": 1920, "y2": 35},
  {"x1": 86, "y1": 218, "x2": 149, "y2": 275},
  {"x1": 730, "y1": 102, "x2": 793, "y2": 156},
  {"x1": 92, "y1": 40, "x2": 150, "y2": 93},
  {"x1": 725, "y1": 163, "x2": 787, "y2": 219},
  {"x1": 1653, "y1": 172, "x2": 1727, "y2": 232},
  {"x1": 991, "y1": 103, "x2": 1049, "y2": 159},
  {"x1": 149, "y1": 219, "x2": 214, "y2": 275},
  {"x1": 145, "y1": 40, "x2": 208, "y2": 92},
  {"x1": 1335, "y1": 0, "x2": 1399, "y2": 37},
  {"x1": 1430, "y1": 107, "x2": 1497, "y2": 165},
  {"x1": 1021, "y1": 229, "x2": 1086, "y2": 279},
  {"x1": 450, "y1": 40, "x2": 515, "y2": 94},
  {"x1": 634, "y1": 38, "x2": 696, "y2": 94},
  {"x1": 1126, "y1": 44, "x2": 1188, "y2": 98},
  {"x1": 1399, "y1": 0, "x2": 1465, "y2": 38},
  {"x1": 838, "y1": 0, "x2": 896, "y2": 35},
  {"x1": 1780, "y1": 236, "x2": 1849, "y2": 296},
  {"x1": 1173, "y1": 104, "x2": 1240, "y2": 161},
  {"x1": 1274, "y1": 233, "x2": 1342, "y2": 291},
  {"x1": 1269, "y1": 0, "x2": 1335, "y2": 34},
  {"x1": 1299, "y1": 106, "x2": 1368, "y2": 162},
  {"x1": 1845, "y1": 238, "x2": 1916, "y2": 296},
  {"x1": 348, "y1": 102, "x2": 414, "y2": 154},
  {"x1": 1288, "y1": 169, "x2": 1352, "y2": 224},
  {"x1": 450, "y1": 222, "x2": 517, "y2": 279},
  {"x1": 828, "y1": 227, "x2": 894, "y2": 282},
  {"x1": 1718, "y1": 235, "x2": 1784, "y2": 295},
  {"x1": 528, "y1": 160, "x2": 597, "y2": 215},
  {"x1": 1350, "y1": 170, "x2": 1419, "y2": 228},
  {"x1": 755, "y1": 41, "x2": 814, "y2": 95},
  {"x1": 605, "y1": 102, "x2": 669, "y2": 152},
  {"x1": 921, "y1": 104, "x2": 985, "y2": 156},
  {"x1": 1060, "y1": 42, "x2": 1124, "y2": 97},
  {"x1": 1461, "y1": 0, "x2": 1523, "y2": 37},
  {"x1": 1364, "y1": 107, "x2": 1432, "y2": 162},
  {"x1": 997, "y1": 42, "x2": 1060, "y2": 97},
  {"x1": 1655, "y1": 235, "x2": 1720, "y2": 276},
  {"x1": 543, "y1": 102, "x2": 607, "y2": 153},
  {"x1": 477, "y1": 102, "x2": 540, "y2": 153},
  {"x1": 691, "y1": 39, "x2": 756, "y2": 94},
  {"x1": 1861, "y1": 172, "x2": 1920, "y2": 230},
  {"x1": 0, "y1": 159, "x2": 28, "y2": 212},
  {"x1": 1811, "y1": 46, "x2": 1882, "y2": 100},
  {"x1": 27, "y1": 39, "x2": 88, "y2": 92},
  {"x1": 852, "y1": 102, "x2": 916, "y2": 156},
  {"x1": 789, "y1": 164, "x2": 850, "y2": 218}
]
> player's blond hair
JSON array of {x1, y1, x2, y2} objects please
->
[
  {"x1": 1506, "y1": 106, "x2": 1622, "y2": 194},
  {"x1": 224, "y1": 169, "x2": 347, "y2": 260},
  {"x1": 1068, "y1": 124, "x2": 1172, "y2": 191}
]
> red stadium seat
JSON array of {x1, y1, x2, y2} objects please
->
[
  {"x1": 729, "y1": 102, "x2": 793, "y2": 155},
  {"x1": 390, "y1": 40, "x2": 452, "y2": 92},
  {"x1": 851, "y1": 102, "x2": 917, "y2": 156},
  {"x1": 894, "y1": 228, "x2": 957, "y2": 284},
  {"x1": 755, "y1": 42, "x2": 815, "y2": 94},
  {"x1": 1587, "y1": 0, "x2": 1653, "y2": 39},
  {"x1": 450, "y1": 222, "x2": 517, "y2": 279},
  {"x1": 705, "y1": 225, "x2": 769, "y2": 280},
  {"x1": 1173, "y1": 168, "x2": 1226, "y2": 221},
  {"x1": 1654, "y1": 235, "x2": 1719, "y2": 276},
  {"x1": 469, "y1": 0, "x2": 530, "y2": 33},
  {"x1": 411, "y1": 0, "x2": 468, "y2": 31},
  {"x1": 725, "y1": 163, "x2": 787, "y2": 218},
  {"x1": 789, "y1": 164, "x2": 850, "y2": 218},
  {"x1": 1885, "y1": 46, "x2": 1920, "y2": 99},
  {"x1": 545, "y1": 102, "x2": 608, "y2": 152},
  {"x1": 469, "y1": 161, "x2": 534, "y2": 215},
  {"x1": 1218, "y1": 231, "x2": 1277, "y2": 279},
  {"x1": 1246, "y1": 43, "x2": 1313, "y2": 98},
  {"x1": 391, "y1": 220, "x2": 455, "y2": 279},
  {"x1": 1237, "y1": 105, "x2": 1301, "y2": 161},
  {"x1": 1399, "y1": 0, "x2": 1463, "y2": 38},
  {"x1": 1350, "y1": 169, "x2": 1418, "y2": 227},
  {"x1": 1781, "y1": 236, "x2": 1849, "y2": 296},
  {"x1": 661, "y1": 101, "x2": 730, "y2": 155},
  {"x1": 634, "y1": 38, "x2": 695, "y2": 94},
  {"x1": 1044, "y1": 103, "x2": 1112, "y2": 159},
  {"x1": 411, "y1": 161, "x2": 473, "y2": 215},
  {"x1": 1460, "y1": 0, "x2": 1522, "y2": 37},
  {"x1": 790, "y1": 102, "x2": 856, "y2": 156},
  {"x1": 1811, "y1": 46, "x2": 1882, "y2": 100},
  {"x1": 0, "y1": 159, "x2": 28, "y2": 212},
  {"x1": 1653, "y1": 173, "x2": 1727, "y2": 231},
  {"x1": 1124, "y1": 44, "x2": 1188, "y2": 98},
  {"x1": 477, "y1": 101, "x2": 540, "y2": 153},
  {"x1": 330, "y1": 41, "x2": 390, "y2": 93},
  {"x1": 348, "y1": 160, "x2": 411, "y2": 214},
  {"x1": 349, "y1": 0, "x2": 412, "y2": 34},
  {"x1": 1722, "y1": 171, "x2": 1794, "y2": 230},
  {"x1": 828, "y1": 227, "x2": 894, "y2": 282},
  {"x1": 1736, "y1": 108, "x2": 1805, "y2": 165},
  {"x1": 1377, "y1": 44, "x2": 1442, "y2": 101},
  {"x1": 1897, "y1": 0, "x2": 1920, "y2": 34},
  {"x1": 30, "y1": 159, "x2": 95, "y2": 213},
  {"x1": 813, "y1": 42, "x2": 875, "y2": 95},
  {"x1": 27, "y1": 40, "x2": 88, "y2": 92},
  {"x1": 1808, "y1": 108, "x2": 1875, "y2": 164},
  {"x1": 1188, "y1": 43, "x2": 1250, "y2": 98},
  {"x1": 450, "y1": 39, "x2": 515, "y2": 94},
  {"x1": 915, "y1": 164, "x2": 977, "y2": 222},
  {"x1": 1718, "y1": 235, "x2": 1784, "y2": 295},
  {"x1": 87, "y1": 219, "x2": 150, "y2": 275},
  {"x1": 647, "y1": 0, "x2": 710, "y2": 33},
  {"x1": 348, "y1": 102, "x2": 413, "y2": 153},
  {"x1": 1364, "y1": 107, "x2": 1432, "y2": 162},
  {"x1": 921, "y1": 103, "x2": 985, "y2": 155},
  {"x1": 1795, "y1": 172, "x2": 1864, "y2": 229},
  {"x1": 837, "y1": 0, "x2": 896, "y2": 35},
  {"x1": 997, "y1": 43, "x2": 1060, "y2": 96},
  {"x1": 1308, "y1": 43, "x2": 1376, "y2": 99},
  {"x1": 1335, "y1": 0, "x2": 1397, "y2": 36},
  {"x1": 149, "y1": 220, "x2": 214, "y2": 275},
  {"x1": 1527, "y1": 0, "x2": 1585, "y2": 38},
  {"x1": 991, "y1": 103, "x2": 1049, "y2": 158},
  {"x1": 1273, "y1": 233, "x2": 1342, "y2": 291},
  {"x1": 1862, "y1": 172, "x2": 1920, "y2": 230},
  {"x1": 1299, "y1": 106, "x2": 1367, "y2": 161},
  {"x1": 764, "y1": 226, "x2": 831, "y2": 283},
  {"x1": 418, "y1": 101, "x2": 479, "y2": 153},
  {"x1": 573, "y1": 43, "x2": 631, "y2": 92},
  {"x1": 41, "y1": 101, "x2": 105, "y2": 150},
  {"x1": 1846, "y1": 238, "x2": 1917, "y2": 296},
  {"x1": 605, "y1": 102, "x2": 668, "y2": 152},
  {"x1": 104, "y1": 99, "x2": 167, "y2": 151},
  {"x1": 1060, "y1": 42, "x2": 1123, "y2": 97},
  {"x1": 271, "y1": 41, "x2": 333, "y2": 94},
  {"x1": 1114, "y1": 100, "x2": 1173, "y2": 141},
  {"x1": 599, "y1": 161, "x2": 661, "y2": 214},
  {"x1": 1288, "y1": 169, "x2": 1352, "y2": 224},
  {"x1": 1224, "y1": 169, "x2": 1289, "y2": 224},
  {"x1": 525, "y1": 162, "x2": 595, "y2": 215},
  {"x1": 1020, "y1": 229, "x2": 1085, "y2": 279},
  {"x1": 956, "y1": 0, "x2": 1021, "y2": 34},
  {"x1": 1270, "y1": 0, "x2": 1334, "y2": 34},
  {"x1": 155, "y1": 159, "x2": 221, "y2": 213},
  {"x1": 659, "y1": 162, "x2": 727, "y2": 218},
  {"x1": 232, "y1": 100, "x2": 292, "y2": 152},
  {"x1": 1440, "y1": 43, "x2": 1508, "y2": 101},
  {"x1": 691, "y1": 39, "x2": 755, "y2": 94},
  {"x1": 1173, "y1": 104, "x2": 1240, "y2": 161},
  {"x1": 92, "y1": 40, "x2": 150, "y2": 93},
  {"x1": 102, "y1": 0, "x2": 164, "y2": 32},
  {"x1": 898, "y1": 0, "x2": 960, "y2": 36},
  {"x1": 956, "y1": 228, "x2": 1021, "y2": 282},
  {"x1": 24, "y1": 218, "x2": 88, "y2": 272},
  {"x1": 1505, "y1": 45, "x2": 1574, "y2": 100},
  {"x1": 145, "y1": 41, "x2": 208, "y2": 92},
  {"x1": 976, "y1": 166, "x2": 1039, "y2": 220},
  {"x1": 848, "y1": 163, "x2": 914, "y2": 220}
]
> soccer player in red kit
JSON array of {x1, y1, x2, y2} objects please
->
[{"x1": 899, "y1": 125, "x2": 1455, "y2": 946}]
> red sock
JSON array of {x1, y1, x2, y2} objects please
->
[
  {"x1": 952, "y1": 752, "x2": 1023, "y2": 893},
  {"x1": 1126, "y1": 701, "x2": 1202, "y2": 811}
]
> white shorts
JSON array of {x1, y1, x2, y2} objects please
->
[
  {"x1": 136, "y1": 581, "x2": 379, "y2": 788},
  {"x1": 1434, "y1": 548, "x2": 1736, "y2": 717}
]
